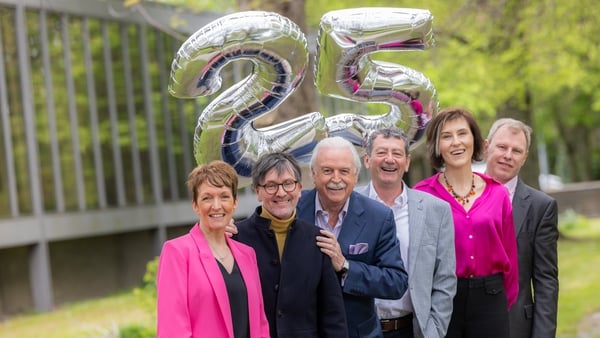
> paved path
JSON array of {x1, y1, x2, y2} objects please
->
[{"x1": 577, "y1": 311, "x2": 600, "y2": 338}]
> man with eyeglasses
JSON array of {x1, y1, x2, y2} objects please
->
[{"x1": 234, "y1": 152, "x2": 348, "y2": 338}]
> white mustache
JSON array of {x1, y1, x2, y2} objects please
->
[{"x1": 326, "y1": 182, "x2": 347, "y2": 189}]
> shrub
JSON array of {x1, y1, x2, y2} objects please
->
[
  {"x1": 119, "y1": 324, "x2": 155, "y2": 338},
  {"x1": 135, "y1": 257, "x2": 159, "y2": 311},
  {"x1": 119, "y1": 257, "x2": 159, "y2": 337},
  {"x1": 558, "y1": 208, "x2": 591, "y2": 238}
]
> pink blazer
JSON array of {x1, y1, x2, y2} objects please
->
[{"x1": 157, "y1": 224, "x2": 270, "y2": 338}]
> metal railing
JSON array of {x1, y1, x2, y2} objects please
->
[
  {"x1": 0, "y1": 0, "x2": 368, "y2": 315},
  {"x1": 0, "y1": 0, "x2": 231, "y2": 312}
]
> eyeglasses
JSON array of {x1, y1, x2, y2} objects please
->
[{"x1": 257, "y1": 180, "x2": 298, "y2": 194}]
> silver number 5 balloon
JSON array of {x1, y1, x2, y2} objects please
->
[
  {"x1": 169, "y1": 8, "x2": 437, "y2": 178},
  {"x1": 316, "y1": 7, "x2": 438, "y2": 148}
]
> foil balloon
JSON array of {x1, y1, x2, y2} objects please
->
[
  {"x1": 169, "y1": 8, "x2": 438, "y2": 179},
  {"x1": 316, "y1": 7, "x2": 439, "y2": 148},
  {"x1": 169, "y1": 11, "x2": 323, "y2": 177}
]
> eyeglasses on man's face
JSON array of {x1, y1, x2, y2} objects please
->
[{"x1": 257, "y1": 180, "x2": 298, "y2": 194}]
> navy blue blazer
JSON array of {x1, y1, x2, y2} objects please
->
[
  {"x1": 297, "y1": 190, "x2": 408, "y2": 338},
  {"x1": 234, "y1": 207, "x2": 348, "y2": 338}
]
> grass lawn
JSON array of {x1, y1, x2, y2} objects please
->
[
  {"x1": 556, "y1": 215, "x2": 600, "y2": 338},
  {"x1": 0, "y1": 217, "x2": 599, "y2": 338},
  {"x1": 557, "y1": 239, "x2": 600, "y2": 337},
  {"x1": 0, "y1": 291, "x2": 153, "y2": 338}
]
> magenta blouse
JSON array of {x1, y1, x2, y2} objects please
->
[{"x1": 414, "y1": 172, "x2": 518, "y2": 308}]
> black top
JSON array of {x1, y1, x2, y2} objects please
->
[{"x1": 218, "y1": 260, "x2": 250, "y2": 338}]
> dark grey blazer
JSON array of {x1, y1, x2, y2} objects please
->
[{"x1": 509, "y1": 179, "x2": 559, "y2": 338}]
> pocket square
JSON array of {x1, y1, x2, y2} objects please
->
[{"x1": 349, "y1": 243, "x2": 369, "y2": 255}]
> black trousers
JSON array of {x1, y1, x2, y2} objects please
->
[{"x1": 445, "y1": 273, "x2": 509, "y2": 338}]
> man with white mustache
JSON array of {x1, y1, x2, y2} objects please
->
[
  {"x1": 297, "y1": 136, "x2": 409, "y2": 338},
  {"x1": 356, "y1": 127, "x2": 456, "y2": 338}
]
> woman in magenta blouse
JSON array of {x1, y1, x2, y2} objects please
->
[{"x1": 414, "y1": 107, "x2": 518, "y2": 338}]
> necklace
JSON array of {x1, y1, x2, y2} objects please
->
[
  {"x1": 443, "y1": 172, "x2": 476, "y2": 206},
  {"x1": 214, "y1": 250, "x2": 229, "y2": 262},
  {"x1": 208, "y1": 243, "x2": 230, "y2": 262}
]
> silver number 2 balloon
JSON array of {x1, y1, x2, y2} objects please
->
[{"x1": 169, "y1": 8, "x2": 438, "y2": 178}]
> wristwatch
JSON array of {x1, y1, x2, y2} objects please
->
[{"x1": 339, "y1": 259, "x2": 349, "y2": 275}]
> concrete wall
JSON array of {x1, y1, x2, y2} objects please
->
[
  {"x1": 0, "y1": 223, "x2": 196, "y2": 319},
  {"x1": 1, "y1": 230, "x2": 149, "y2": 318},
  {"x1": 0, "y1": 246, "x2": 33, "y2": 317},
  {"x1": 546, "y1": 181, "x2": 600, "y2": 218},
  {"x1": 49, "y1": 230, "x2": 156, "y2": 305}
]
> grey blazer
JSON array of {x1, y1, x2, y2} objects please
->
[
  {"x1": 356, "y1": 183, "x2": 456, "y2": 338},
  {"x1": 509, "y1": 179, "x2": 559, "y2": 338}
]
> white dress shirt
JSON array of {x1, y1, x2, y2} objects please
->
[
  {"x1": 504, "y1": 175, "x2": 518, "y2": 202},
  {"x1": 368, "y1": 182, "x2": 414, "y2": 319},
  {"x1": 314, "y1": 192, "x2": 348, "y2": 238}
]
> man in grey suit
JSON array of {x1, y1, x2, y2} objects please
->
[
  {"x1": 296, "y1": 136, "x2": 409, "y2": 338},
  {"x1": 356, "y1": 127, "x2": 456, "y2": 338},
  {"x1": 484, "y1": 118, "x2": 559, "y2": 338}
]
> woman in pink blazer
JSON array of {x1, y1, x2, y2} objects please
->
[{"x1": 157, "y1": 161, "x2": 270, "y2": 338}]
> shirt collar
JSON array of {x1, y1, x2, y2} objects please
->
[
  {"x1": 315, "y1": 192, "x2": 350, "y2": 218},
  {"x1": 367, "y1": 181, "x2": 407, "y2": 208},
  {"x1": 504, "y1": 175, "x2": 519, "y2": 201}
]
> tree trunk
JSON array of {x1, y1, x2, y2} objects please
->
[
  {"x1": 497, "y1": 89, "x2": 541, "y2": 189},
  {"x1": 553, "y1": 106, "x2": 592, "y2": 182},
  {"x1": 238, "y1": 0, "x2": 316, "y2": 126}
]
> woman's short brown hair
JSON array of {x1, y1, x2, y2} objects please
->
[
  {"x1": 186, "y1": 160, "x2": 238, "y2": 201},
  {"x1": 425, "y1": 107, "x2": 484, "y2": 170}
]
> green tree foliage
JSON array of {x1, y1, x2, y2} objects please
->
[
  {"x1": 311, "y1": 0, "x2": 600, "y2": 183},
  {"x1": 155, "y1": 0, "x2": 600, "y2": 183}
]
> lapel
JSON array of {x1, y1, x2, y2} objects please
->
[
  {"x1": 190, "y1": 226, "x2": 233, "y2": 333},
  {"x1": 227, "y1": 236, "x2": 248, "y2": 276},
  {"x1": 406, "y1": 188, "x2": 425, "y2": 278},
  {"x1": 297, "y1": 189, "x2": 317, "y2": 224},
  {"x1": 337, "y1": 192, "x2": 365, "y2": 250},
  {"x1": 512, "y1": 179, "x2": 531, "y2": 235},
  {"x1": 298, "y1": 189, "x2": 366, "y2": 249}
]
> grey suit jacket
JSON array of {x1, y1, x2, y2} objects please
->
[
  {"x1": 509, "y1": 179, "x2": 559, "y2": 338},
  {"x1": 356, "y1": 183, "x2": 456, "y2": 338}
]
